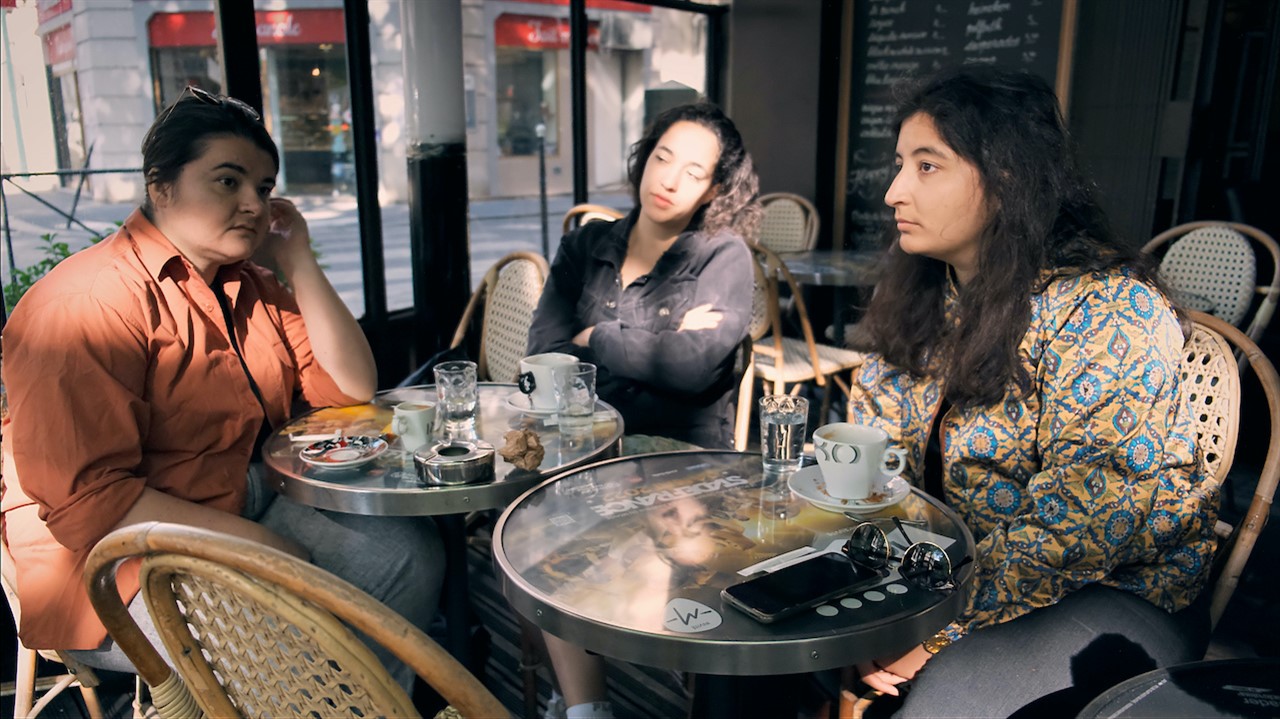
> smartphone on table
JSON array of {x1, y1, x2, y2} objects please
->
[{"x1": 721, "y1": 550, "x2": 884, "y2": 624}]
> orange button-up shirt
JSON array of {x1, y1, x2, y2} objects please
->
[{"x1": 1, "y1": 210, "x2": 358, "y2": 649}]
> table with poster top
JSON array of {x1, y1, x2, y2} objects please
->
[{"x1": 493, "y1": 450, "x2": 976, "y2": 715}]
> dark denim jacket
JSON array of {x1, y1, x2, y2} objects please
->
[{"x1": 528, "y1": 210, "x2": 753, "y2": 447}]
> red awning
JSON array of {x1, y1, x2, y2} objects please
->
[
  {"x1": 147, "y1": 9, "x2": 346, "y2": 48},
  {"x1": 43, "y1": 23, "x2": 74, "y2": 65},
  {"x1": 495, "y1": 13, "x2": 601, "y2": 50}
]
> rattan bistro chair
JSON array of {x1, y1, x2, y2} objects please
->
[
  {"x1": 449, "y1": 251, "x2": 550, "y2": 383},
  {"x1": 1144, "y1": 222, "x2": 1280, "y2": 343},
  {"x1": 734, "y1": 243, "x2": 865, "y2": 447},
  {"x1": 1181, "y1": 310, "x2": 1280, "y2": 630},
  {"x1": 757, "y1": 192, "x2": 820, "y2": 254},
  {"x1": 84, "y1": 522, "x2": 509, "y2": 719},
  {"x1": 560, "y1": 203, "x2": 625, "y2": 235}
]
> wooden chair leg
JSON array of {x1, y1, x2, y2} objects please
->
[
  {"x1": 14, "y1": 644, "x2": 36, "y2": 718},
  {"x1": 736, "y1": 374, "x2": 757, "y2": 451},
  {"x1": 77, "y1": 684, "x2": 105, "y2": 719}
]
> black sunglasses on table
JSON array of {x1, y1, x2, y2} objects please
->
[{"x1": 840, "y1": 516, "x2": 972, "y2": 592}]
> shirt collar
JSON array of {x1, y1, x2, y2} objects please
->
[
  {"x1": 588, "y1": 208, "x2": 701, "y2": 267},
  {"x1": 126, "y1": 209, "x2": 189, "y2": 280},
  {"x1": 126, "y1": 208, "x2": 248, "y2": 289}
]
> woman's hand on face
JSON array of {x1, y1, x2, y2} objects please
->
[
  {"x1": 257, "y1": 198, "x2": 315, "y2": 272},
  {"x1": 678, "y1": 303, "x2": 723, "y2": 331},
  {"x1": 855, "y1": 644, "x2": 933, "y2": 696},
  {"x1": 572, "y1": 326, "x2": 595, "y2": 347}
]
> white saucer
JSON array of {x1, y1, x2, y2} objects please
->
[
  {"x1": 504, "y1": 391, "x2": 557, "y2": 417},
  {"x1": 787, "y1": 466, "x2": 910, "y2": 513},
  {"x1": 299, "y1": 435, "x2": 389, "y2": 469}
]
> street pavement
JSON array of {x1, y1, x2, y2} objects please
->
[{"x1": 1, "y1": 184, "x2": 631, "y2": 318}]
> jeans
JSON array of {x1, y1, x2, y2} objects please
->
[
  {"x1": 67, "y1": 466, "x2": 444, "y2": 693},
  {"x1": 894, "y1": 584, "x2": 1210, "y2": 718}
]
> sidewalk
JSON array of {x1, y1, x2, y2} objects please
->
[{"x1": 1, "y1": 185, "x2": 631, "y2": 317}]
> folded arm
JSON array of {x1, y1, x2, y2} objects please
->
[{"x1": 588, "y1": 241, "x2": 753, "y2": 395}]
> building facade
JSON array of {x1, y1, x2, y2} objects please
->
[{"x1": 2, "y1": 0, "x2": 710, "y2": 202}]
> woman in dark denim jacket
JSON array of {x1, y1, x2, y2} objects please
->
[
  {"x1": 528, "y1": 103, "x2": 762, "y2": 451},
  {"x1": 527, "y1": 103, "x2": 761, "y2": 718}
]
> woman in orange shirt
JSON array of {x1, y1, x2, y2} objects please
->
[{"x1": 1, "y1": 88, "x2": 442, "y2": 691}]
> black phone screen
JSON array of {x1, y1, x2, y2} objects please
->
[{"x1": 721, "y1": 552, "x2": 883, "y2": 622}]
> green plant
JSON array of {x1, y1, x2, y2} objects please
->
[{"x1": 3, "y1": 229, "x2": 108, "y2": 311}]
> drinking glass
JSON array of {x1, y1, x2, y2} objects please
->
[
  {"x1": 434, "y1": 360, "x2": 478, "y2": 438},
  {"x1": 553, "y1": 362, "x2": 597, "y2": 431},
  {"x1": 759, "y1": 394, "x2": 807, "y2": 471}
]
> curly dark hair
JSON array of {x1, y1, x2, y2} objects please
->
[
  {"x1": 626, "y1": 103, "x2": 762, "y2": 240},
  {"x1": 141, "y1": 87, "x2": 277, "y2": 219},
  {"x1": 854, "y1": 68, "x2": 1162, "y2": 408}
]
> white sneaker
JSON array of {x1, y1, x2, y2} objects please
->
[
  {"x1": 566, "y1": 701, "x2": 615, "y2": 719},
  {"x1": 543, "y1": 690, "x2": 568, "y2": 719}
]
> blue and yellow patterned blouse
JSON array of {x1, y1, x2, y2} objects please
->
[{"x1": 848, "y1": 269, "x2": 1219, "y2": 638}]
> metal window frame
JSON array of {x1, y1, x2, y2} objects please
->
[{"x1": 212, "y1": 0, "x2": 729, "y2": 377}]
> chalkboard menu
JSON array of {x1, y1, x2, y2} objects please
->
[{"x1": 843, "y1": 0, "x2": 1071, "y2": 249}]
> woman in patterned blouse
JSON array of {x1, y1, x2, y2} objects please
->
[{"x1": 849, "y1": 68, "x2": 1218, "y2": 716}]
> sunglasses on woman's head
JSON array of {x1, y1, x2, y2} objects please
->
[
  {"x1": 840, "y1": 516, "x2": 971, "y2": 592},
  {"x1": 155, "y1": 85, "x2": 262, "y2": 127}
]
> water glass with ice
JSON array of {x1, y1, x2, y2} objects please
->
[
  {"x1": 759, "y1": 394, "x2": 807, "y2": 471},
  {"x1": 553, "y1": 362, "x2": 597, "y2": 431},
  {"x1": 434, "y1": 360, "x2": 478, "y2": 437}
]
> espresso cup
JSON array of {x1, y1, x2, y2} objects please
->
[
  {"x1": 812, "y1": 423, "x2": 907, "y2": 500},
  {"x1": 392, "y1": 400, "x2": 436, "y2": 452},
  {"x1": 517, "y1": 352, "x2": 578, "y2": 410}
]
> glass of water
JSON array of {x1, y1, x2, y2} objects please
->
[
  {"x1": 434, "y1": 360, "x2": 478, "y2": 438},
  {"x1": 553, "y1": 362, "x2": 597, "y2": 431},
  {"x1": 759, "y1": 394, "x2": 808, "y2": 471}
]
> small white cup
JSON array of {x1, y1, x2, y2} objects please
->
[
  {"x1": 392, "y1": 400, "x2": 436, "y2": 452},
  {"x1": 518, "y1": 352, "x2": 578, "y2": 410},
  {"x1": 812, "y1": 423, "x2": 907, "y2": 500}
]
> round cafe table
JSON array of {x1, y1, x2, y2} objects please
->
[
  {"x1": 777, "y1": 249, "x2": 883, "y2": 345},
  {"x1": 264, "y1": 382, "x2": 623, "y2": 515},
  {"x1": 262, "y1": 382, "x2": 624, "y2": 665},
  {"x1": 494, "y1": 450, "x2": 976, "y2": 715}
]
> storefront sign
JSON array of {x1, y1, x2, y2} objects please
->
[
  {"x1": 43, "y1": 23, "x2": 74, "y2": 66},
  {"x1": 147, "y1": 9, "x2": 345, "y2": 48},
  {"x1": 514, "y1": 0, "x2": 650, "y2": 12},
  {"x1": 37, "y1": 0, "x2": 73, "y2": 26},
  {"x1": 495, "y1": 13, "x2": 600, "y2": 50}
]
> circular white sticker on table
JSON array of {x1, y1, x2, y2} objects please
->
[
  {"x1": 815, "y1": 605, "x2": 839, "y2": 617},
  {"x1": 886, "y1": 583, "x2": 908, "y2": 595},
  {"x1": 664, "y1": 598, "x2": 722, "y2": 633},
  {"x1": 863, "y1": 590, "x2": 887, "y2": 602},
  {"x1": 839, "y1": 597, "x2": 863, "y2": 609}
]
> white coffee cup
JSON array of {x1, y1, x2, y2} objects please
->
[
  {"x1": 392, "y1": 400, "x2": 436, "y2": 452},
  {"x1": 518, "y1": 352, "x2": 578, "y2": 410},
  {"x1": 812, "y1": 423, "x2": 907, "y2": 500}
]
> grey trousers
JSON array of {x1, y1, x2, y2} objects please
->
[
  {"x1": 894, "y1": 584, "x2": 1210, "y2": 718},
  {"x1": 66, "y1": 467, "x2": 445, "y2": 693}
]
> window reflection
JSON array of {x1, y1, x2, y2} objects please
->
[{"x1": 1, "y1": 0, "x2": 715, "y2": 321}]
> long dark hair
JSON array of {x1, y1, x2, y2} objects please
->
[
  {"x1": 140, "y1": 87, "x2": 278, "y2": 219},
  {"x1": 626, "y1": 103, "x2": 762, "y2": 240},
  {"x1": 855, "y1": 68, "x2": 1161, "y2": 408}
]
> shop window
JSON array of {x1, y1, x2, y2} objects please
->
[
  {"x1": 496, "y1": 47, "x2": 559, "y2": 157},
  {"x1": 151, "y1": 47, "x2": 223, "y2": 110}
]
